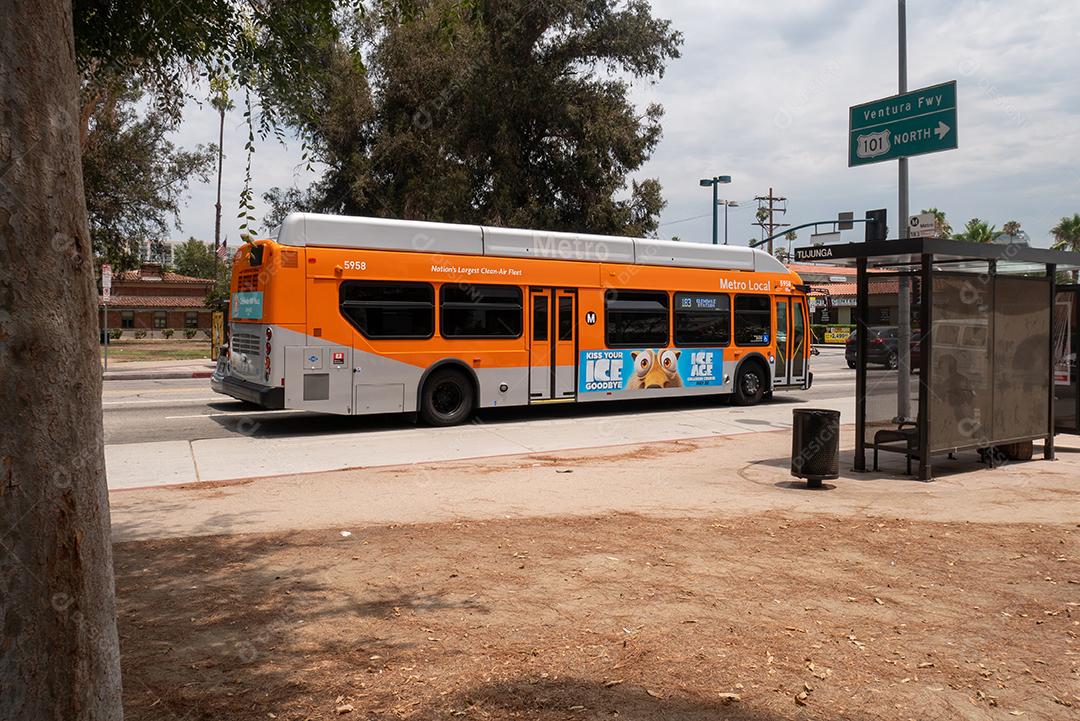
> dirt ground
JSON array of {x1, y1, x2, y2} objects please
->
[{"x1": 115, "y1": 512, "x2": 1080, "y2": 721}]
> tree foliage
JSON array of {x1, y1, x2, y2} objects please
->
[
  {"x1": 81, "y1": 79, "x2": 215, "y2": 270},
  {"x1": 266, "y1": 0, "x2": 682, "y2": 237},
  {"x1": 1051, "y1": 213, "x2": 1080, "y2": 253},
  {"x1": 75, "y1": 0, "x2": 349, "y2": 228},
  {"x1": 953, "y1": 217, "x2": 997, "y2": 244},
  {"x1": 173, "y1": 237, "x2": 219, "y2": 279}
]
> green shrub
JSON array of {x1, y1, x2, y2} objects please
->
[
  {"x1": 183, "y1": 328, "x2": 198, "y2": 339},
  {"x1": 108, "y1": 328, "x2": 122, "y2": 340},
  {"x1": 134, "y1": 329, "x2": 147, "y2": 339},
  {"x1": 162, "y1": 328, "x2": 175, "y2": 339}
]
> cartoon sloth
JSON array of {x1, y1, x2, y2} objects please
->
[{"x1": 626, "y1": 348, "x2": 683, "y2": 389}]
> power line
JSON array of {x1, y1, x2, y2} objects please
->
[
  {"x1": 659, "y1": 212, "x2": 712, "y2": 227},
  {"x1": 659, "y1": 199, "x2": 756, "y2": 228}
]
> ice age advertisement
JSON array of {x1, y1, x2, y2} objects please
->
[{"x1": 579, "y1": 348, "x2": 724, "y2": 392}]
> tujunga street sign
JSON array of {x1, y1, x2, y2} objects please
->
[
  {"x1": 794, "y1": 245, "x2": 836, "y2": 262},
  {"x1": 849, "y1": 80, "x2": 957, "y2": 167}
]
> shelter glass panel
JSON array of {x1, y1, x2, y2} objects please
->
[
  {"x1": 1054, "y1": 289, "x2": 1078, "y2": 433},
  {"x1": 860, "y1": 271, "x2": 921, "y2": 462},
  {"x1": 928, "y1": 273, "x2": 993, "y2": 453},
  {"x1": 991, "y1": 276, "x2": 1050, "y2": 441}
]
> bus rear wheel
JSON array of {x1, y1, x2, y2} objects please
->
[
  {"x1": 420, "y1": 368, "x2": 474, "y2": 426},
  {"x1": 732, "y1": 363, "x2": 766, "y2": 406}
]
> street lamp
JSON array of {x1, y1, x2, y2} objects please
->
[
  {"x1": 699, "y1": 175, "x2": 732, "y2": 245},
  {"x1": 718, "y1": 200, "x2": 739, "y2": 245}
]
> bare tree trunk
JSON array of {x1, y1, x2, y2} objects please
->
[{"x1": 0, "y1": 1, "x2": 124, "y2": 719}]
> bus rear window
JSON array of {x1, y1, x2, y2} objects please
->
[
  {"x1": 247, "y1": 244, "x2": 265, "y2": 267},
  {"x1": 340, "y1": 281, "x2": 434, "y2": 339}
]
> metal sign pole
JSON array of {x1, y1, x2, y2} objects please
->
[
  {"x1": 896, "y1": 0, "x2": 913, "y2": 421},
  {"x1": 103, "y1": 301, "x2": 108, "y2": 372},
  {"x1": 101, "y1": 263, "x2": 112, "y2": 373}
]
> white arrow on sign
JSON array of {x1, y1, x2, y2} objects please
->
[{"x1": 934, "y1": 121, "x2": 951, "y2": 140}]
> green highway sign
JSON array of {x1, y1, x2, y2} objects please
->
[{"x1": 849, "y1": 80, "x2": 957, "y2": 167}]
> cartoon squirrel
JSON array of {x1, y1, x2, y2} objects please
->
[{"x1": 626, "y1": 349, "x2": 683, "y2": 389}]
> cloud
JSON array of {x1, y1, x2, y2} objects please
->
[{"x1": 170, "y1": 0, "x2": 1080, "y2": 246}]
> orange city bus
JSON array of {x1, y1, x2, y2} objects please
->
[{"x1": 211, "y1": 213, "x2": 813, "y2": 425}]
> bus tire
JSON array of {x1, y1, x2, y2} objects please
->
[
  {"x1": 419, "y1": 367, "x2": 474, "y2": 426},
  {"x1": 732, "y1": 362, "x2": 766, "y2": 406}
]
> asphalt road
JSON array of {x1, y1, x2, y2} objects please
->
[
  {"x1": 102, "y1": 349, "x2": 856, "y2": 446},
  {"x1": 101, "y1": 350, "x2": 867, "y2": 488}
]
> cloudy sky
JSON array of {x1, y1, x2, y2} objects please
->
[{"x1": 172, "y1": 0, "x2": 1080, "y2": 249}]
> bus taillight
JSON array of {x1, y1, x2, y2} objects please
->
[{"x1": 264, "y1": 327, "x2": 272, "y2": 381}]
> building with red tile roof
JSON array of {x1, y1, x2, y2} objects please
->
[
  {"x1": 788, "y1": 262, "x2": 905, "y2": 340},
  {"x1": 98, "y1": 263, "x2": 214, "y2": 336}
]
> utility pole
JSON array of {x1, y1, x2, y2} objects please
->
[
  {"x1": 753, "y1": 187, "x2": 789, "y2": 254},
  {"x1": 896, "y1": 0, "x2": 913, "y2": 421}
]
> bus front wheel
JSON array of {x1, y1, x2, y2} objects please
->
[
  {"x1": 420, "y1": 368, "x2": 474, "y2": 426},
  {"x1": 732, "y1": 364, "x2": 766, "y2": 406}
]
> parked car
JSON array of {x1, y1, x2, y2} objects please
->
[{"x1": 845, "y1": 326, "x2": 922, "y2": 369}]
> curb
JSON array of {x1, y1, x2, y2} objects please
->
[{"x1": 102, "y1": 370, "x2": 214, "y2": 382}]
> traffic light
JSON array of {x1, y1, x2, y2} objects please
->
[{"x1": 865, "y1": 209, "x2": 887, "y2": 242}]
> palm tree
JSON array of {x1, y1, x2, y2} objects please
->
[
  {"x1": 921, "y1": 207, "x2": 952, "y2": 237},
  {"x1": 1052, "y1": 214, "x2": 1080, "y2": 279},
  {"x1": 1051, "y1": 214, "x2": 1080, "y2": 252},
  {"x1": 1002, "y1": 220, "x2": 1022, "y2": 236},
  {"x1": 955, "y1": 217, "x2": 997, "y2": 244},
  {"x1": 209, "y1": 74, "x2": 234, "y2": 263}
]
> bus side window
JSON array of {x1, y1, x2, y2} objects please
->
[
  {"x1": 605, "y1": 290, "x2": 669, "y2": 347},
  {"x1": 441, "y1": 284, "x2": 523, "y2": 338},
  {"x1": 733, "y1": 295, "x2": 771, "y2": 346},
  {"x1": 340, "y1": 281, "x2": 434, "y2": 339},
  {"x1": 674, "y1": 292, "x2": 730, "y2": 347}
]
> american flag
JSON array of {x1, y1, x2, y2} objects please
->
[{"x1": 216, "y1": 239, "x2": 229, "y2": 259}]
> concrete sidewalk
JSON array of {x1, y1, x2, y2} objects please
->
[
  {"x1": 102, "y1": 358, "x2": 215, "y2": 381},
  {"x1": 104, "y1": 392, "x2": 855, "y2": 489},
  {"x1": 109, "y1": 426, "x2": 1080, "y2": 541}
]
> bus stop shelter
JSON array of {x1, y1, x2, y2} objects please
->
[{"x1": 794, "y1": 237, "x2": 1080, "y2": 481}]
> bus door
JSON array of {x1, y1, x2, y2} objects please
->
[
  {"x1": 773, "y1": 296, "x2": 807, "y2": 388},
  {"x1": 529, "y1": 288, "x2": 577, "y2": 402}
]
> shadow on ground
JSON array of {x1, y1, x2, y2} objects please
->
[
  {"x1": 746, "y1": 442, "x2": 1051, "y2": 485},
  {"x1": 115, "y1": 530, "x2": 484, "y2": 720}
]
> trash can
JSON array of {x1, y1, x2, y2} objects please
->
[{"x1": 791, "y1": 408, "x2": 840, "y2": 488}]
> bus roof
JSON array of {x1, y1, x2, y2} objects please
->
[{"x1": 274, "y1": 212, "x2": 791, "y2": 274}]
